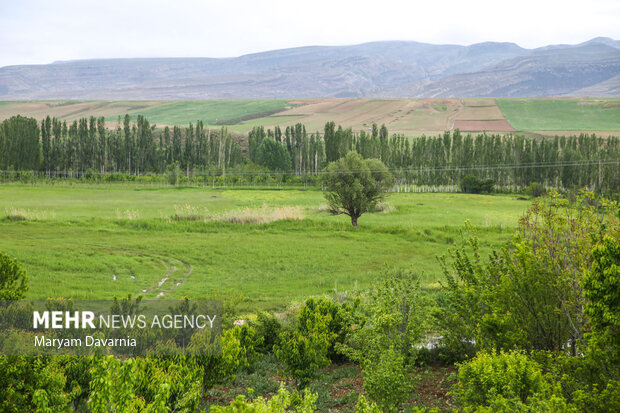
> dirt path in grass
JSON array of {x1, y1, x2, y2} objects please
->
[
  {"x1": 155, "y1": 258, "x2": 193, "y2": 299},
  {"x1": 446, "y1": 99, "x2": 465, "y2": 130},
  {"x1": 137, "y1": 255, "x2": 193, "y2": 299}
]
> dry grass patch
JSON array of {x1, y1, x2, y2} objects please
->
[
  {"x1": 170, "y1": 204, "x2": 209, "y2": 221},
  {"x1": 213, "y1": 205, "x2": 304, "y2": 224},
  {"x1": 163, "y1": 204, "x2": 305, "y2": 224},
  {"x1": 4, "y1": 207, "x2": 55, "y2": 221},
  {"x1": 115, "y1": 209, "x2": 141, "y2": 220}
]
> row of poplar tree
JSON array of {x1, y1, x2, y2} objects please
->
[
  {"x1": 0, "y1": 115, "x2": 242, "y2": 176},
  {"x1": 0, "y1": 114, "x2": 618, "y2": 192},
  {"x1": 248, "y1": 122, "x2": 619, "y2": 193}
]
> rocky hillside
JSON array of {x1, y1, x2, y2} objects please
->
[{"x1": 1, "y1": 38, "x2": 618, "y2": 99}]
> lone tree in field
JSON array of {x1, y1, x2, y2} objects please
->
[{"x1": 322, "y1": 151, "x2": 392, "y2": 227}]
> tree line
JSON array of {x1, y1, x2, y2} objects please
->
[
  {"x1": 246, "y1": 122, "x2": 620, "y2": 193},
  {"x1": 1, "y1": 114, "x2": 619, "y2": 192},
  {"x1": 0, "y1": 115, "x2": 243, "y2": 177}
]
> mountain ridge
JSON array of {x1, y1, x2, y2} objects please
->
[{"x1": 1, "y1": 38, "x2": 618, "y2": 99}]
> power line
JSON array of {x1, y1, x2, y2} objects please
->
[{"x1": 0, "y1": 159, "x2": 618, "y2": 177}]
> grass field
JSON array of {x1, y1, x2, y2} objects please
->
[
  {"x1": 0, "y1": 100, "x2": 292, "y2": 129},
  {"x1": 0, "y1": 185, "x2": 530, "y2": 312},
  {"x1": 114, "y1": 100, "x2": 292, "y2": 125},
  {"x1": 498, "y1": 98, "x2": 620, "y2": 131},
  {"x1": 2, "y1": 98, "x2": 619, "y2": 137}
]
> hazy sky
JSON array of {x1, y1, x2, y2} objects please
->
[{"x1": 1, "y1": 0, "x2": 619, "y2": 67}]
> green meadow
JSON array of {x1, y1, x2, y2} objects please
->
[
  {"x1": 498, "y1": 98, "x2": 620, "y2": 131},
  {"x1": 109, "y1": 99, "x2": 291, "y2": 126},
  {"x1": 0, "y1": 185, "x2": 530, "y2": 312}
]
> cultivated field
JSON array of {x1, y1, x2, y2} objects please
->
[
  {"x1": 497, "y1": 97, "x2": 620, "y2": 132},
  {"x1": 0, "y1": 185, "x2": 529, "y2": 312},
  {"x1": 0, "y1": 100, "x2": 292, "y2": 129},
  {"x1": 1, "y1": 97, "x2": 619, "y2": 136}
]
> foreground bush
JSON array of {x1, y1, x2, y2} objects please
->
[
  {"x1": 437, "y1": 192, "x2": 620, "y2": 355},
  {"x1": 583, "y1": 235, "x2": 620, "y2": 360},
  {"x1": 0, "y1": 356, "x2": 72, "y2": 412},
  {"x1": 88, "y1": 356, "x2": 204, "y2": 413},
  {"x1": 275, "y1": 312, "x2": 334, "y2": 389},
  {"x1": 297, "y1": 297, "x2": 353, "y2": 362},
  {"x1": 0, "y1": 250, "x2": 28, "y2": 301},
  {"x1": 453, "y1": 350, "x2": 573, "y2": 412},
  {"x1": 454, "y1": 351, "x2": 547, "y2": 406},
  {"x1": 362, "y1": 348, "x2": 412, "y2": 412},
  {"x1": 251, "y1": 312, "x2": 282, "y2": 354},
  {"x1": 211, "y1": 383, "x2": 317, "y2": 412},
  {"x1": 337, "y1": 268, "x2": 430, "y2": 410}
]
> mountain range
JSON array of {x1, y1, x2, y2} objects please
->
[{"x1": 1, "y1": 37, "x2": 619, "y2": 99}]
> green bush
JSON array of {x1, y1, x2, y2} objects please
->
[
  {"x1": 251, "y1": 312, "x2": 282, "y2": 354},
  {"x1": 572, "y1": 379, "x2": 620, "y2": 413},
  {"x1": 232, "y1": 324, "x2": 264, "y2": 370},
  {"x1": 525, "y1": 181, "x2": 546, "y2": 198},
  {"x1": 529, "y1": 350, "x2": 620, "y2": 413},
  {"x1": 338, "y1": 268, "x2": 430, "y2": 366},
  {"x1": 362, "y1": 348, "x2": 412, "y2": 412},
  {"x1": 210, "y1": 382, "x2": 318, "y2": 412},
  {"x1": 336, "y1": 268, "x2": 430, "y2": 410},
  {"x1": 453, "y1": 351, "x2": 551, "y2": 408},
  {"x1": 470, "y1": 393, "x2": 575, "y2": 413},
  {"x1": 275, "y1": 313, "x2": 335, "y2": 389},
  {"x1": 0, "y1": 356, "x2": 72, "y2": 412},
  {"x1": 355, "y1": 395, "x2": 381, "y2": 413},
  {"x1": 297, "y1": 297, "x2": 352, "y2": 362},
  {"x1": 583, "y1": 235, "x2": 620, "y2": 358},
  {"x1": 166, "y1": 162, "x2": 182, "y2": 186},
  {"x1": 0, "y1": 251, "x2": 28, "y2": 301},
  {"x1": 436, "y1": 193, "x2": 620, "y2": 355},
  {"x1": 88, "y1": 355, "x2": 204, "y2": 413},
  {"x1": 460, "y1": 174, "x2": 495, "y2": 194}
]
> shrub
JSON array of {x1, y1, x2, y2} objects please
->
[
  {"x1": 355, "y1": 395, "x2": 381, "y2": 413},
  {"x1": 210, "y1": 382, "x2": 318, "y2": 412},
  {"x1": 460, "y1": 174, "x2": 495, "y2": 194},
  {"x1": 473, "y1": 393, "x2": 575, "y2": 413},
  {"x1": 297, "y1": 297, "x2": 352, "y2": 362},
  {"x1": 436, "y1": 192, "x2": 620, "y2": 355},
  {"x1": 338, "y1": 268, "x2": 430, "y2": 366},
  {"x1": 275, "y1": 313, "x2": 335, "y2": 389},
  {"x1": 88, "y1": 355, "x2": 203, "y2": 413},
  {"x1": 0, "y1": 356, "x2": 71, "y2": 412},
  {"x1": 337, "y1": 268, "x2": 430, "y2": 410},
  {"x1": 0, "y1": 251, "x2": 28, "y2": 301},
  {"x1": 19, "y1": 170, "x2": 35, "y2": 185},
  {"x1": 251, "y1": 312, "x2": 282, "y2": 354},
  {"x1": 583, "y1": 235, "x2": 620, "y2": 358},
  {"x1": 166, "y1": 162, "x2": 181, "y2": 186},
  {"x1": 572, "y1": 379, "x2": 620, "y2": 413},
  {"x1": 525, "y1": 181, "x2": 546, "y2": 198},
  {"x1": 362, "y1": 348, "x2": 412, "y2": 412},
  {"x1": 453, "y1": 351, "x2": 550, "y2": 408},
  {"x1": 231, "y1": 324, "x2": 264, "y2": 369}
]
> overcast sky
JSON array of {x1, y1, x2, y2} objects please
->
[{"x1": 1, "y1": 0, "x2": 619, "y2": 67}]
